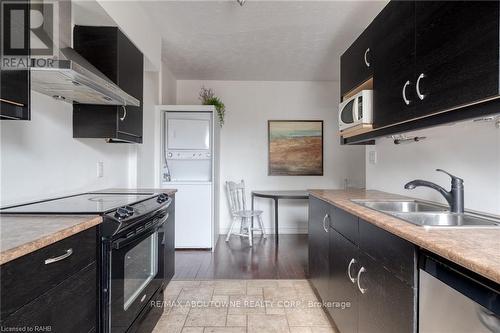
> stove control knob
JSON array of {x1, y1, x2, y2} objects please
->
[
  {"x1": 115, "y1": 207, "x2": 129, "y2": 219},
  {"x1": 157, "y1": 193, "x2": 169, "y2": 203},
  {"x1": 124, "y1": 206, "x2": 134, "y2": 215}
]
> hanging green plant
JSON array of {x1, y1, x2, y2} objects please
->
[{"x1": 199, "y1": 87, "x2": 226, "y2": 127}]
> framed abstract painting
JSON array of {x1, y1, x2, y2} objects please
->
[{"x1": 268, "y1": 120, "x2": 324, "y2": 176}]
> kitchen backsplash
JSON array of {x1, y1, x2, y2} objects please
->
[{"x1": 366, "y1": 118, "x2": 500, "y2": 215}]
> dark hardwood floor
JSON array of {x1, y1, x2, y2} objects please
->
[{"x1": 173, "y1": 234, "x2": 308, "y2": 280}]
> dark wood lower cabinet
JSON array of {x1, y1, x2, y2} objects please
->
[
  {"x1": 308, "y1": 197, "x2": 331, "y2": 300},
  {"x1": 1, "y1": 263, "x2": 97, "y2": 333},
  {"x1": 357, "y1": 252, "x2": 414, "y2": 333},
  {"x1": 328, "y1": 228, "x2": 358, "y2": 333},
  {"x1": 309, "y1": 196, "x2": 416, "y2": 333},
  {"x1": 1, "y1": 227, "x2": 97, "y2": 318}
]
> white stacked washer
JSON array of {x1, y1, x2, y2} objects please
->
[{"x1": 157, "y1": 105, "x2": 220, "y2": 250}]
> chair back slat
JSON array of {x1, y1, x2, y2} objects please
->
[{"x1": 226, "y1": 180, "x2": 247, "y2": 216}]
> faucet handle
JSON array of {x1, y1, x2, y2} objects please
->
[{"x1": 436, "y1": 169, "x2": 463, "y2": 185}]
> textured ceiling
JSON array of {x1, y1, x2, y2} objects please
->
[{"x1": 142, "y1": 1, "x2": 388, "y2": 81}]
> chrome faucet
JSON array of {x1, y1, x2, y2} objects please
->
[{"x1": 404, "y1": 169, "x2": 464, "y2": 213}]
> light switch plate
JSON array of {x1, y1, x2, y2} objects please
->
[
  {"x1": 369, "y1": 150, "x2": 377, "y2": 165},
  {"x1": 97, "y1": 161, "x2": 104, "y2": 178}
]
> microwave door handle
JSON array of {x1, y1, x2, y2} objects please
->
[{"x1": 352, "y1": 97, "x2": 359, "y2": 122}]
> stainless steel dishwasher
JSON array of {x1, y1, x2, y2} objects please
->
[{"x1": 419, "y1": 253, "x2": 500, "y2": 333}]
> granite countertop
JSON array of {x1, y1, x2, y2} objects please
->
[
  {"x1": 0, "y1": 215, "x2": 101, "y2": 265},
  {"x1": 309, "y1": 189, "x2": 500, "y2": 285}
]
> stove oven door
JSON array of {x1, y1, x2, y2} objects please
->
[{"x1": 109, "y1": 212, "x2": 167, "y2": 333}]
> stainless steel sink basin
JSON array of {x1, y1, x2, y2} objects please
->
[
  {"x1": 391, "y1": 212, "x2": 500, "y2": 228},
  {"x1": 352, "y1": 199, "x2": 500, "y2": 228},
  {"x1": 352, "y1": 200, "x2": 445, "y2": 213}
]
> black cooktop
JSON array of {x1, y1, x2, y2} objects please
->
[{"x1": 0, "y1": 193, "x2": 157, "y2": 214}]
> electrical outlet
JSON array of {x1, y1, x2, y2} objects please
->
[
  {"x1": 369, "y1": 150, "x2": 377, "y2": 165},
  {"x1": 97, "y1": 161, "x2": 104, "y2": 178}
]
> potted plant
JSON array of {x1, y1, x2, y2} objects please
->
[{"x1": 199, "y1": 87, "x2": 226, "y2": 127}]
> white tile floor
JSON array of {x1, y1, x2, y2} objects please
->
[{"x1": 152, "y1": 280, "x2": 337, "y2": 333}]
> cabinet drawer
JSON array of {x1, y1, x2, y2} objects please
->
[
  {"x1": 1, "y1": 227, "x2": 97, "y2": 317},
  {"x1": 331, "y1": 206, "x2": 359, "y2": 244},
  {"x1": 0, "y1": 263, "x2": 97, "y2": 333},
  {"x1": 359, "y1": 219, "x2": 416, "y2": 285}
]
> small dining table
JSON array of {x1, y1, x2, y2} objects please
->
[{"x1": 251, "y1": 190, "x2": 309, "y2": 243}]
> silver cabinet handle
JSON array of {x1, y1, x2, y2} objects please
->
[
  {"x1": 44, "y1": 248, "x2": 73, "y2": 265},
  {"x1": 347, "y1": 258, "x2": 357, "y2": 283},
  {"x1": 120, "y1": 106, "x2": 127, "y2": 121},
  {"x1": 364, "y1": 48, "x2": 370, "y2": 68},
  {"x1": 416, "y1": 73, "x2": 426, "y2": 100},
  {"x1": 357, "y1": 267, "x2": 367, "y2": 294},
  {"x1": 322, "y1": 214, "x2": 329, "y2": 233},
  {"x1": 402, "y1": 80, "x2": 411, "y2": 105}
]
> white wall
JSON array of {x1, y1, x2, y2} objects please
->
[
  {"x1": 0, "y1": 92, "x2": 136, "y2": 206},
  {"x1": 96, "y1": 0, "x2": 162, "y2": 71},
  {"x1": 366, "y1": 120, "x2": 500, "y2": 215},
  {"x1": 177, "y1": 80, "x2": 366, "y2": 234},
  {"x1": 161, "y1": 62, "x2": 177, "y2": 105}
]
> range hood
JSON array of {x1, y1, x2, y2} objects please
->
[{"x1": 30, "y1": 47, "x2": 140, "y2": 106}]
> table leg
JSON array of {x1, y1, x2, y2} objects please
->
[{"x1": 274, "y1": 198, "x2": 279, "y2": 243}]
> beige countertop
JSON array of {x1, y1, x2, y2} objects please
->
[
  {"x1": 0, "y1": 215, "x2": 101, "y2": 265},
  {"x1": 309, "y1": 189, "x2": 500, "y2": 285}
]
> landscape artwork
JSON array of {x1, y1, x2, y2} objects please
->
[{"x1": 268, "y1": 120, "x2": 323, "y2": 176}]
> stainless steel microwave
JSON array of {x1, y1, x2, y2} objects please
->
[{"x1": 338, "y1": 90, "x2": 373, "y2": 131}]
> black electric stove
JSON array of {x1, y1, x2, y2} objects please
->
[{"x1": 0, "y1": 192, "x2": 173, "y2": 333}]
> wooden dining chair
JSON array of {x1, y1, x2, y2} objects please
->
[{"x1": 225, "y1": 180, "x2": 266, "y2": 246}]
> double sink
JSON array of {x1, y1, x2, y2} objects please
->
[{"x1": 352, "y1": 200, "x2": 500, "y2": 228}]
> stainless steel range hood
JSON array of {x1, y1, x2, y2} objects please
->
[
  {"x1": 29, "y1": 0, "x2": 139, "y2": 107},
  {"x1": 30, "y1": 47, "x2": 140, "y2": 106}
]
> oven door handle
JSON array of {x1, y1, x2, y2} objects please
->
[{"x1": 112, "y1": 212, "x2": 169, "y2": 250}]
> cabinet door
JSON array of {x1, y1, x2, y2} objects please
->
[
  {"x1": 357, "y1": 253, "x2": 414, "y2": 333},
  {"x1": 1, "y1": 263, "x2": 97, "y2": 333},
  {"x1": 116, "y1": 30, "x2": 143, "y2": 141},
  {"x1": 308, "y1": 197, "x2": 330, "y2": 300},
  {"x1": 328, "y1": 229, "x2": 358, "y2": 333},
  {"x1": 0, "y1": 0, "x2": 30, "y2": 120},
  {"x1": 341, "y1": 24, "x2": 373, "y2": 98},
  {"x1": 415, "y1": 1, "x2": 499, "y2": 118},
  {"x1": 372, "y1": 1, "x2": 416, "y2": 128}
]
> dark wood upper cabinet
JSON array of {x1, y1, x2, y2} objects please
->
[
  {"x1": 340, "y1": 24, "x2": 373, "y2": 99},
  {"x1": 341, "y1": 0, "x2": 500, "y2": 144},
  {"x1": 414, "y1": 1, "x2": 500, "y2": 118},
  {"x1": 73, "y1": 26, "x2": 143, "y2": 143},
  {"x1": 372, "y1": 1, "x2": 416, "y2": 128},
  {"x1": 0, "y1": 0, "x2": 30, "y2": 120}
]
